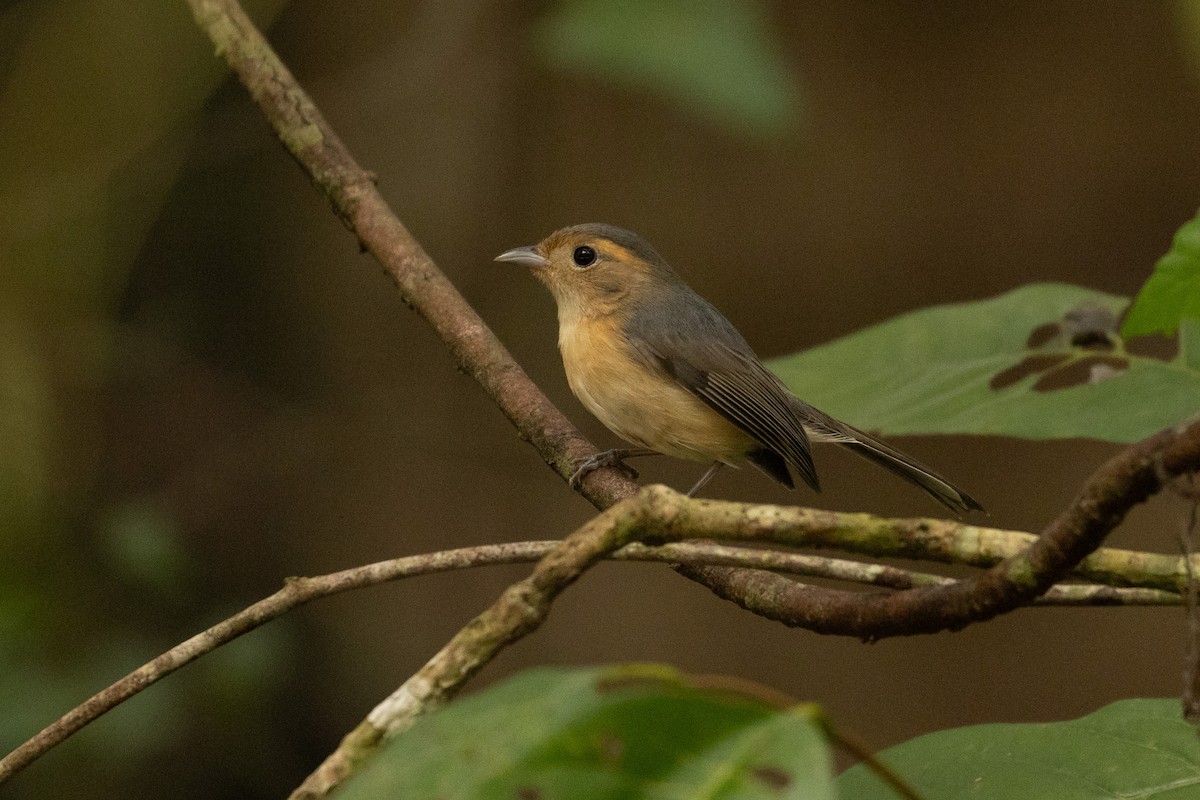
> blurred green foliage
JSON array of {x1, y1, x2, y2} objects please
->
[
  {"x1": 0, "y1": 0, "x2": 289, "y2": 795},
  {"x1": 531, "y1": 0, "x2": 804, "y2": 136},
  {"x1": 0, "y1": 0, "x2": 289, "y2": 534},
  {"x1": 98, "y1": 498, "x2": 192, "y2": 601}
]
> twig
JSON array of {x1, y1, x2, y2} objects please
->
[
  {"x1": 629, "y1": 542, "x2": 1180, "y2": 604},
  {"x1": 721, "y1": 511, "x2": 1192, "y2": 593},
  {"x1": 1039, "y1": 583, "x2": 1177, "y2": 606},
  {"x1": 0, "y1": 542, "x2": 553, "y2": 784}
]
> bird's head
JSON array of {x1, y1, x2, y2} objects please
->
[{"x1": 495, "y1": 223, "x2": 678, "y2": 320}]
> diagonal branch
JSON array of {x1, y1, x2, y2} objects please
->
[
  {"x1": 184, "y1": 0, "x2": 639, "y2": 511},
  {"x1": 0, "y1": 541, "x2": 562, "y2": 785},
  {"x1": 287, "y1": 487, "x2": 678, "y2": 798}
]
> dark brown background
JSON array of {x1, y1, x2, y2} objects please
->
[{"x1": 4, "y1": 1, "x2": 1199, "y2": 797}]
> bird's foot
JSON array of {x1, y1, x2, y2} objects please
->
[{"x1": 569, "y1": 448, "x2": 654, "y2": 488}]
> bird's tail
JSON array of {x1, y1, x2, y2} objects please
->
[
  {"x1": 788, "y1": 398, "x2": 984, "y2": 516},
  {"x1": 837, "y1": 436, "x2": 984, "y2": 515}
]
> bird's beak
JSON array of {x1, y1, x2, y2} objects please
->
[{"x1": 494, "y1": 245, "x2": 547, "y2": 268}]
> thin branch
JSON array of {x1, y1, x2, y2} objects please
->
[
  {"x1": 183, "y1": 0, "x2": 639, "y2": 511},
  {"x1": 1039, "y1": 583, "x2": 1177, "y2": 606},
  {"x1": 628, "y1": 542, "x2": 1181, "y2": 604},
  {"x1": 714, "y1": 509, "x2": 1191, "y2": 593},
  {"x1": 0, "y1": 542, "x2": 551, "y2": 784}
]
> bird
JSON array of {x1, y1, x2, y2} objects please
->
[{"x1": 495, "y1": 223, "x2": 982, "y2": 515}]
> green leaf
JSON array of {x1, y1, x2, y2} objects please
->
[
  {"x1": 838, "y1": 698, "x2": 1200, "y2": 799},
  {"x1": 1123, "y1": 208, "x2": 1200, "y2": 337},
  {"x1": 335, "y1": 665, "x2": 834, "y2": 800},
  {"x1": 531, "y1": 0, "x2": 803, "y2": 136},
  {"x1": 768, "y1": 283, "x2": 1200, "y2": 443}
]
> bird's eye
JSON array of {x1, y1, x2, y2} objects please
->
[{"x1": 572, "y1": 245, "x2": 597, "y2": 267}]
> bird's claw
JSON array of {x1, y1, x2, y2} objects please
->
[{"x1": 569, "y1": 450, "x2": 640, "y2": 488}]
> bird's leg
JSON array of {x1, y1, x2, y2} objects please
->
[
  {"x1": 687, "y1": 462, "x2": 725, "y2": 497},
  {"x1": 569, "y1": 448, "x2": 660, "y2": 488}
]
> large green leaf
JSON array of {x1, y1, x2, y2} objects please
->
[
  {"x1": 1123, "y1": 207, "x2": 1200, "y2": 337},
  {"x1": 768, "y1": 283, "x2": 1200, "y2": 443},
  {"x1": 531, "y1": 0, "x2": 803, "y2": 136},
  {"x1": 335, "y1": 665, "x2": 834, "y2": 800},
  {"x1": 838, "y1": 698, "x2": 1200, "y2": 799}
]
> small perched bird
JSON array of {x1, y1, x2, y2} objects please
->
[{"x1": 496, "y1": 223, "x2": 982, "y2": 515}]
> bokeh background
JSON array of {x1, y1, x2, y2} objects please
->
[{"x1": 4, "y1": 1, "x2": 1200, "y2": 797}]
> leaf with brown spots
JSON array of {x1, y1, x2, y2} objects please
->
[{"x1": 772, "y1": 283, "x2": 1200, "y2": 443}]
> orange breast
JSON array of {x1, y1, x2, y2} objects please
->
[{"x1": 558, "y1": 314, "x2": 756, "y2": 463}]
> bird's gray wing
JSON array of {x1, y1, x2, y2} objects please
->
[{"x1": 625, "y1": 288, "x2": 819, "y2": 491}]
